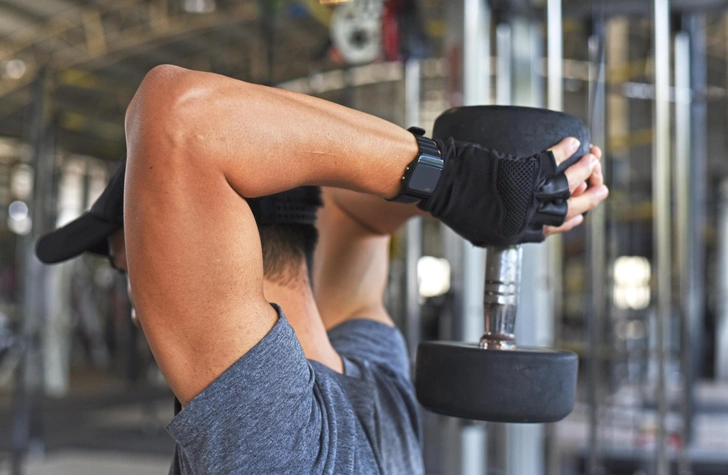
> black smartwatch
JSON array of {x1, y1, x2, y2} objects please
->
[{"x1": 390, "y1": 127, "x2": 444, "y2": 204}]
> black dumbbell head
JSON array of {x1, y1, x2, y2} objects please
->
[
  {"x1": 416, "y1": 341, "x2": 578, "y2": 423},
  {"x1": 432, "y1": 105, "x2": 591, "y2": 172}
]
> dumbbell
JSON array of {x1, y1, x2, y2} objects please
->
[{"x1": 415, "y1": 106, "x2": 590, "y2": 423}]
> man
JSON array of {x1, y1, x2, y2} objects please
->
[
  {"x1": 39, "y1": 160, "x2": 426, "y2": 471},
  {"x1": 39, "y1": 163, "x2": 418, "y2": 471},
  {"x1": 37, "y1": 149, "x2": 603, "y2": 473},
  {"x1": 115, "y1": 64, "x2": 607, "y2": 473}
]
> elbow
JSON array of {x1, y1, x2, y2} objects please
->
[
  {"x1": 125, "y1": 65, "x2": 205, "y2": 163},
  {"x1": 126, "y1": 64, "x2": 188, "y2": 132}
]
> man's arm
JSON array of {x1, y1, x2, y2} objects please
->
[
  {"x1": 124, "y1": 65, "x2": 420, "y2": 405},
  {"x1": 313, "y1": 189, "x2": 414, "y2": 330},
  {"x1": 124, "y1": 64, "x2": 605, "y2": 405}
]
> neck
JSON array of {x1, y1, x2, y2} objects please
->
[{"x1": 263, "y1": 271, "x2": 343, "y2": 373}]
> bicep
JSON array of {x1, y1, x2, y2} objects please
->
[{"x1": 313, "y1": 188, "x2": 394, "y2": 329}]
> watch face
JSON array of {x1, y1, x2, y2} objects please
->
[{"x1": 409, "y1": 164, "x2": 442, "y2": 194}]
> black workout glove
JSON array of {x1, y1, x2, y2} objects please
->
[{"x1": 417, "y1": 138, "x2": 571, "y2": 247}]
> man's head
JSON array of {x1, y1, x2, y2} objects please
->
[{"x1": 249, "y1": 187, "x2": 322, "y2": 288}]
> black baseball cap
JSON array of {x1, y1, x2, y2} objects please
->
[
  {"x1": 35, "y1": 160, "x2": 322, "y2": 264},
  {"x1": 35, "y1": 160, "x2": 126, "y2": 264}
]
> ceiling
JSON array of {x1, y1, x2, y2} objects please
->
[
  {"x1": 0, "y1": 0, "x2": 348, "y2": 160},
  {"x1": 0, "y1": 0, "x2": 727, "y2": 162}
]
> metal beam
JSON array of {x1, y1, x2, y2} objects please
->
[
  {"x1": 11, "y1": 67, "x2": 55, "y2": 475},
  {"x1": 652, "y1": 0, "x2": 672, "y2": 473},
  {"x1": 0, "y1": 1, "x2": 47, "y2": 24},
  {"x1": 404, "y1": 58, "x2": 422, "y2": 364},
  {"x1": 460, "y1": 2, "x2": 489, "y2": 473},
  {"x1": 545, "y1": 2, "x2": 563, "y2": 473},
  {"x1": 586, "y1": 24, "x2": 607, "y2": 475},
  {"x1": 0, "y1": 1, "x2": 259, "y2": 104},
  {"x1": 564, "y1": 0, "x2": 728, "y2": 17},
  {"x1": 674, "y1": 28, "x2": 693, "y2": 475},
  {"x1": 0, "y1": 2, "x2": 260, "y2": 123}
]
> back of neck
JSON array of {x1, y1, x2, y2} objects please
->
[{"x1": 263, "y1": 275, "x2": 343, "y2": 373}]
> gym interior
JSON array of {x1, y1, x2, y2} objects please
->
[{"x1": 0, "y1": 0, "x2": 726, "y2": 474}]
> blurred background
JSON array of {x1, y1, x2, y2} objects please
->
[{"x1": 0, "y1": 0, "x2": 726, "y2": 474}]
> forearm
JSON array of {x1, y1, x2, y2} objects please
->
[
  {"x1": 125, "y1": 65, "x2": 417, "y2": 199},
  {"x1": 326, "y1": 188, "x2": 426, "y2": 236},
  {"x1": 314, "y1": 189, "x2": 393, "y2": 329}
]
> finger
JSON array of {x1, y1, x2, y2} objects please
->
[
  {"x1": 588, "y1": 160, "x2": 603, "y2": 189},
  {"x1": 549, "y1": 137, "x2": 581, "y2": 166},
  {"x1": 564, "y1": 153, "x2": 598, "y2": 192},
  {"x1": 571, "y1": 181, "x2": 588, "y2": 198},
  {"x1": 544, "y1": 214, "x2": 584, "y2": 237},
  {"x1": 564, "y1": 185, "x2": 609, "y2": 220},
  {"x1": 590, "y1": 145, "x2": 602, "y2": 161}
]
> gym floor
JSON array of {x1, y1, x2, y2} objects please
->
[
  {"x1": 0, "y1": 371, "x2": 176, "y2": 475},
  {"x1": 1, "y1": 451, "x2": 170, "y2": 475},
  {"x1": 4, "y1": 377, "x2": 728, "y2": 474}
]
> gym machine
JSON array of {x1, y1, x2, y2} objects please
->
[{"x1": 416, "y1": 105, "x2": 590, "y2": 423}]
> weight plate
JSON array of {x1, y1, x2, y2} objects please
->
[
  {"x1": 432, "y1": 105, "x2": 591, "y2": 173},
  {"x1": 415, "y1": 341, "x2": 578, "y2": 423}
]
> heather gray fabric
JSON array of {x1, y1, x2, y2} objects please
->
[{"x1": 166, "y1": 305, "x2": 423, "y2": 474}]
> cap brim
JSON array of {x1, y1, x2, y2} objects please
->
[{"x1": 35, "y1": 213, "x2": 120, "y2": 264}]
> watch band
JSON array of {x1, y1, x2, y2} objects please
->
[{"x1": 390, "y1": 127, "x2": 443, "y2": 204}]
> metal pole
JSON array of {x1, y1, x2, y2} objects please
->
[
  {"x1": 547, "y1": 0, "x2": 563, "y2": 111},
  {"x1": 404, "y1": 58, "x2": 422, "y2": 364},
  {"x1": 496, "y1": 24, "x2": 512, "y2": 106},
  {"x1": 545, "y1": 2, "x2": 563, "y2": 473},
  {"x1": 488, "y1": 17, "x2": 512, "y2": 475},
  {"x1": 440, "y1": 2, "x2": 466, "y2": 473},
  {"x1": 717, "y1": 181, "x2": 728, "y2": 381},
  {"x1": 718, "y1": 14, "x2": 728, "y2": 385},
  {"x1": 461, "y1": 2, "x2": 489, "y2": 474},
  {"x1": 685, "y1": 12, "x2": 707, "y2": 450},
  {"x1": 462, "y1": 0, "x2": 488, "y2": 343},
  {"x1": 463, "y1": 0, "x2": 489, "y2": 107},
  {"x1": 653, "y1": 0, "x2": 671, "y2": 473},
  {"x1": 586, "y1": 27, "x2": 607, "y2": 475},
  {"x1": 11, "y1": 68, "x2": 54, "y2": 475},
  {"x1": 674, "y1": 29, "x2": 693, "y2": 475},
  {"x1": 440, "y1": 1, "x2": 491, "y2": 474},
  {"x1": 506, "y1": 15, "x2": 548, "y2": 475}
]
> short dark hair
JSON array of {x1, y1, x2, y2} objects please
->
[
  {"x1": 252, "y1": 187, "x2": 322, "y2": 287},
  {"x1": 259, "y1": 224, "x2": 319, "y2": 287}
]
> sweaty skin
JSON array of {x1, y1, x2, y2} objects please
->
[{"x1": 123, "y1": 65, "x2": 608, "y2": 405}]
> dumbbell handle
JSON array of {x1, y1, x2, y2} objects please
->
[{"x1": 480, "y1": 245, "x2": 522, "y2": 349}]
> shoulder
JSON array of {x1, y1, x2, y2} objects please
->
[{"x1": 328, "y1": 319, "x2": 411, "y2": 378}]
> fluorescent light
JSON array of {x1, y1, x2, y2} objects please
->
[
  {"x1": 418, "y1": 256, "x2": 451, "y2": 298},
  {"x1": 3, "y1": 59, "x2": 26, "y2": 80},
  {"x1": 8, "y1": 201, "x2": 31, "y2": 235},
  {"x1": 613, "y1": 256, "x2": 651, "y2": 310}
]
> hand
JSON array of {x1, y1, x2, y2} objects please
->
[
  {"x1": 418, "y1": 137, "x2": 586, "y2": 247},
  {"x1": 543, "y1": 143, "x2": 608, "y2": 237}
]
